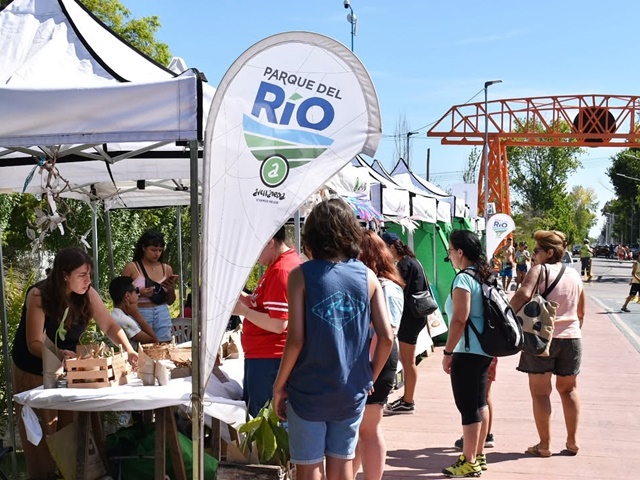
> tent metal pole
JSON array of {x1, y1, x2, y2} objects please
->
[
  {"x1": 90, "y1": 200, "x2": 99, "y2": 290},
  {"x1": 294, "y1": 210, "x2": 301, "y2": 254},
  {"x1": 0, "y1": 232, "x2": 19, "y2": 478},
  {"x1": 176, "y1": 206, "x2": 185, "y2": 317},
  {"x1": 189, "y1": 140, "x2": 203, "y2": 480},
  {"x1": 104, "y1": 207, "x2": 115, "y2": 279},
  {"x1": 433, "y1": 223, "x2": 438, "y2": 285}
]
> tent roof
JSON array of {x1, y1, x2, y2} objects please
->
[{"x1": 0, "y1": 0, "x2": 206, "y2": 148}]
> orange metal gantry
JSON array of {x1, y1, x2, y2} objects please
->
[{"x1": 427, "y1": 94, "x2": 640, "y2": 216}]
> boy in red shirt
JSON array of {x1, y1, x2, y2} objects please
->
[{"x1": 234, "y1": 226, "x2": 301, "y2": 417}]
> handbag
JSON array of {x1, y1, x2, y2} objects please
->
[
  {"x1": 517, "y1": 264, "x2": 565, "y2": 357},
  {"x1": 137, "y1": 261, "x2": 168, "y2": 305},
  {"x1": 407, "y1": 259, "x2": 438, "y2": 318}
]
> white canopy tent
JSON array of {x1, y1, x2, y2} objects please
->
[
  {"x1": 0, "y1": 0, "x2": 212, "y2": 474},
  {"x1": 387, "y1": 158, "x2": 469, "y2": 220}
]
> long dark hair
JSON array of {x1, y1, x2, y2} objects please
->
[
  {"x1": 389, "y1": 238, "x2": 416, "y2": 259},
  {"x1": 40, "y1": 247, "x2": 93, "y2": 329},
  {"x1": 302, "y1": 199, "x2": 362, "y2": 260},
  {"x1": 450, "y1": 230, "x2": 492, "y2": 282},
  {"x1": 132, "y1": 230, "x2": 166, "y2": 263},
  {"x1": 360, "y1": 230, "x2": 405, "y2": 288}
]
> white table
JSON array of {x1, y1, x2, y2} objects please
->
[{"x1": 14, "y1": 366, "x2": 247, "y2": 480}]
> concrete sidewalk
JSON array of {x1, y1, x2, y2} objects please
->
[{"x1": 377, "y1": 296, "x2": 640, "y2": 479}]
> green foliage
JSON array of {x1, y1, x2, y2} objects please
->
[
  {"x1": 463, "y1": 147, "x2": 481, "y2": 184},
  {"x1": 0, "y1": 267, "x2": 36, "y2": 437},
  {"x1": 604, "y1": 150, "x2": 640, "y2": 243},
  {"x1": 238, "y1": 401, "x2": 290, "y2": 466},
  {"x1": 79, "y1": 0, "x2": 171, "y2": 65},
  {"x1": 507, "y1": 120, "x2": 593, "y2": 244},
  {"x1": 507, "y1": 120, "x2": 583, "y2": 215}
]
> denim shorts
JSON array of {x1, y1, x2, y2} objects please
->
[
  {"x1": 286, "y1": 403, "x2": 364, "y2": 464},
  {"x1": 517, "y1": 338, "x2": 582, "y2": 376},
  {"x1": 138, "y1": 304, "x2": 172, "y2": 342}
]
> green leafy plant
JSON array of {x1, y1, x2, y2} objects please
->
[
  {"x1": 0, "y1": 266, "x2": 36, "y2": 437},
  {"x1": 237, "y1": 401, "x2": 290, "y2": 467}
]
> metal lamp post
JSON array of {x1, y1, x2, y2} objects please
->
[
  {"x1": 483, "y1": 79, "x2": 502, "y2": 223},
  {"x1": 344, "y1": 0, "x2": 357, "y2": 51}
]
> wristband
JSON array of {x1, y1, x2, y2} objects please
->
[{"x1": 443, "y1": 349, "x2": 453, "y2": 356}]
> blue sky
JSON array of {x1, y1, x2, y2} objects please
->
[{"x1": 127, "y1": 1, "x2": 634, "y2": 236}]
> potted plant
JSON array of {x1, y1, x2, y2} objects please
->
[{"x1": 218, "y1": 401, "x2": 294, "y2": 480}]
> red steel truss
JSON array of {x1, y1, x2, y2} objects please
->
[{"x1": 427, "y1": 94, "x2": 640, "y2": 216}]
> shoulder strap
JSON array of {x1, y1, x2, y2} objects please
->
[
  {"x1": 542, "y1": 264, "x2": 566, "y2": 298},
  {"x1": 137, "y1": 261, "x2": 150, "y2": 279}
]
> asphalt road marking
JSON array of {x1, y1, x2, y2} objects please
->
[{"x1": 590, "y1": 295, "x2": 640, "y2": 352}]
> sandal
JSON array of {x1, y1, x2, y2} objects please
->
[
  {"x1": 564, "y1": 443, "x2": 579, "y2": 456},
  {"x1": 526, "y1": 444, "x2": 552, "y2": 458}
]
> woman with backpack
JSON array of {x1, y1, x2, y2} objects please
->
[
  {"x1": 441, "y1": 230, "x2": 493, "y2": 477},
  {"x1": 510, "y1": 230, "x2": 584, "y2": 458}
]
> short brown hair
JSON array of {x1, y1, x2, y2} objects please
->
[{"x1": 533, "y1": 230, "x2": 567, "y2": 263}]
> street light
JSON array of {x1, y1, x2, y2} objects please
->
[
  {"x1": 483, "y1": 79, "x2": 502, "y2": 223},
  {"x1": 343, "y1": 0, "x2": 357, "y2": 51},
  {"x1": 406, "y1": 131, "x2": 419, "y2": 168}
]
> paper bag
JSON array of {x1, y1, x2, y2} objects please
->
[
  {"x1": 137, "y1": 344, "x2": 156, "y2": 386},
  {"x1": 42, "y1": 335, "x2": 64, "y2": 389},
  {"x1": 154, "y1": 359, "x2": 175, "y2": 386},
  {"x1": 427, "y1": 308, "x2": 448, "y2": 338},
  {"x1": 47, "y1": 422, "x2": 107, "y2": 480}
]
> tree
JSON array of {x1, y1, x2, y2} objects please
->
[
  {"x1": 80, "y1": 0, "x2": 171, "y2": 65},
  {"x1": 463, "y1": 147, "x2": 480, "y2": 183},
  {"x1": 506, "y1": 121, "x2": 587, "y2": 243},
  {"x1": 605, "y1": 150, "x2": 640, "y2": 244},
  {"x1": 507, "y1": 121, "x2": 583, "y2": 215},
  {"x1": 568, "y1": 186, "x2": 598, "y2": 241}
]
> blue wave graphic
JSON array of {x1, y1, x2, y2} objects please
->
[{"x1": 243, "y1": 115, "x2": 334, "y2": 147}]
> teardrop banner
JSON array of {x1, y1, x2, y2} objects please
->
[
  {"x1": 200, "y1": 32, "x2": 381, "y2": 388},
  {"x1": 485, "y1": 213, "x2": 516, "y2": 260}
]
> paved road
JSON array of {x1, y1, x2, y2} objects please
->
[{"x1": 585, "y1": 256, "x2": 640, "y2": 353}]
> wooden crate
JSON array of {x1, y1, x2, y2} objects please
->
[{"x1": 66, "y1": 354, "x2": 130, "y2": 388}]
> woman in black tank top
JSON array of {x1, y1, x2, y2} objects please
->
[{"x1": 11, "y1": 247, "x2": 139, "y2": 479}]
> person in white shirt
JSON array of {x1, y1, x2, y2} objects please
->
[{"x1": 109, "y1": 276, "x2": 158, "y2": 348}]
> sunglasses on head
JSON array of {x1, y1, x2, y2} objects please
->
[{"x1": 128, "y1": 287, "x2": 140, "y2": 294}]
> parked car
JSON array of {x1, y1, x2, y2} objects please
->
[
  {"x1": 572, "y1": 244, "x2": 581, "y2": 256},
  {"x1": 562, "y1": 250, "x2": 580, "y2": 271},
  {"x1": 594, "y1": 244, "x2": 611, "y2": 258},
  {"x1": 629, "y1": 244, "x2": 640, "y2": 258}
]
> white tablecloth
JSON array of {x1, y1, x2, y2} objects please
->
[{"x1": 14, "y1": 358, "x2": 247, "y2": 428}]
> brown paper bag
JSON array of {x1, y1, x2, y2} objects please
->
[
  {"x1": 137, "y1": 344, "x2": 156, "y2": 386},
  {"x1": 42, "y1": 335, "x2": 64, "y2": 389},
  {"x1": 46, "y1": 422, "x2": 107, "y2": 480}
]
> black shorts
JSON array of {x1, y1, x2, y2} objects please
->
[
  {"x1": 367, "y1": 340, "x2": 399, "y2": 404},
  {"x1": 397, "y1": 314, "x2": 427, "y2": 345},
  {"x1": 516, "y1": 338, "x2": 582, "y2": 376},
  {"x1": 629, "y1": 283, "x2": 640, "y2": 296}
]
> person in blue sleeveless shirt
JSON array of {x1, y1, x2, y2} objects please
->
[
  {"x1": 441, "y1": 230, "x2": 493, "y2": 478},
  {"x1": 273, "y1": 199, "x2": 394, "y2": 480}
]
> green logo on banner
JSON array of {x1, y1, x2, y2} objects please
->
[{"x1": 260, "y1": 154, "x2": 289, "y2": 187}]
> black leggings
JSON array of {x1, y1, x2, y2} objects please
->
[{"x1": 450, "y1": 353, "x2": 493, "y2": 425}]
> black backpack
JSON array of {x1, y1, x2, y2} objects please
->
[{"x1": 457, "y1": 269, "x2": 524, "y2": 357}]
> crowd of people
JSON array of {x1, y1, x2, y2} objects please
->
[{"x1": 9, "y1": 203, "x2": 590, "y2": 480}]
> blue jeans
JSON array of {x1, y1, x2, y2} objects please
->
[
  {"x1": 243, "y1": 358, "x2": 281, "y2": 418},
  {"x1": 286, "y1": 403, "x2": 363, "y2": 464},
  {"x1": 138, "y1": 304, "x2": 172, "y2": 342}
]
